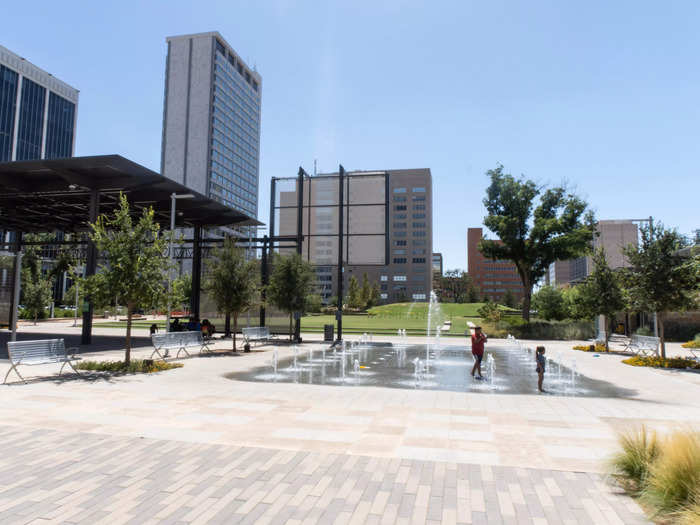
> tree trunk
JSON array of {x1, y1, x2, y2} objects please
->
[
  {"x1": 289, "y1": 313, "x2": 293, "y2": 342},
  {"x1": 522, "y1": 288, "x2": 532, "y2": 322},
  {"x1": 658, "y1": 313, "x2": 666, "y2": 360},
  {"x1": 233, "y1": 312, "x2": 238, "y2": 352},
  {"x1": 604, "y1": 315, "x2": 609, "y2": 351},
  {"x1": 224, "y1": 313, "x2": 231, "y2": 338},
  {"x1": 125, "y1": 305, "x2": 133, "y2": 366}
]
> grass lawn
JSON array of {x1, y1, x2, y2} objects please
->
[{"x1": 91, "y1": 303, "x2": 513, "y2": 337}]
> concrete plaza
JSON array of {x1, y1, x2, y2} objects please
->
[{"x1": 1, "y1": 320, "x2": 699, "y2": 524}]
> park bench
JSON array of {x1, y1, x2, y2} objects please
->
[
  {"x1": 242, "y1": 326, "x2": 275, "y2": 347},
  {"x1": 150, "y1": 331, "x2": 212, "y2": 360},
  {"x1": 4, "y1": 339, "x2": 81, "y2": 384},
  {"x1": 624, "y1": 334, "x2": 660, "y2": 357}
]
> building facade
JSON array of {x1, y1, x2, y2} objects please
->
[
  {"x1": 545, "y1": 220, "x2": 639, "y2": 287},
  {"x1": 271, "y1": 169, "x2": 433, "y2": 303},
  {"x1": 0, "y1": 45, "x2": 78, "y2": 163},
  {"x1": 161, "y1": 32, "x2": 261, "y2": 219},
  {"x1": 467, "y1": 227, "x2": 525, "y2": 302},
  {"x1": 431, "y1": 253, "x2": 443, "y2": 277}
]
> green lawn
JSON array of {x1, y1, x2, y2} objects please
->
[{"x1": 92, "y1": 303, "x2": 508, "y2": 337}]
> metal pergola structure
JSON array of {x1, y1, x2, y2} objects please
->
[{"x1": 0, "y1": 154, "x2": 263, "y2": 344}]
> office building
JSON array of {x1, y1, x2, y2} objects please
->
[
  {"x1": 546, "y1": 220, "x2": 639, "y2": 287},
  {"x1": 0, "y1": 45, "x2": 78, "y2": 163},
  {"x1": 432, "y1": 253, "x2": 443, "y2": 277},
  {"x1": 271, "y1": 169, "x2": 432, "y2": 303},
  {"x1": 467, "y1": 227, "x2": 525, "y2": 302},
  {"x1": 161, "y1": 32, "x2": 261, "y2": 219}
]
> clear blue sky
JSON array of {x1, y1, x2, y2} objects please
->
[{"x1": 4, "y1": 1, "x2": 699, "y2": 270}]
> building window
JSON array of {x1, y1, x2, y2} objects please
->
[
  {"x1": 394, "y1": 231, "x2": 407, "y2": 237},
  {"x1": 413, "y1": 240, "x2": 427, "y2": 246},
  {"x1": 393, "y1": 240, "x2": 407, "y2": 246},
  {"x1": 393, "y1": 187, "x2": 407, "y2": 193},
  {"x1": 394, "y1": 213, "x2": 407, "y2": 219},
  {"x1": 412, "y1": 195, "x2": 425, "y2": 201},
  {"x1": 394, "y1": 205, "x2": 407, "y2": 211},
  {"x1": 393, "y1": 275, "x2": 407, "y2": 281},
  {"x1": 380, "y1": 275, "x2": 388, "y2": 281},
  {"x1": 394, "y1": 249, "x2": 406, "y2": 255},
  {"x1": 412, "y1": 249, "x2": 426, "y2": 255},
  {"x1": 380, "y1": 293, "x2": 388, "y2": 299},
  {"x1": 412, "y1": 293, "x2": 426, "y2": 300},
  {"x1": 393, "y1": 222, "x2": 407, "y2": 229},
  {"x1": 414, "y1": 204, "x2": 426, "y2": 210},
  {"x1": 216, "y1": 40, "x2": 226, "y2": 54},
  {"x1": 412, "y1": 213, "x2": 425, "y2": 219},
  {"x1": 412, "y1": 231, "x2": 426, "y2": 237},
  {"x1": 393, "y1": 196, "x2": 407, "y2": 202},
  {"x1": 412, "y1": 222, "x2": 426, "y2": 228},
  {"x1": 412, "y1": 258, "x2": 426, "y2": 263},
  {"x1": 412, "y1": 187, "x2": 426, "y2": 193},
  {"x1": 393, "y1": 257, "x2": 407, "y2": 264}
]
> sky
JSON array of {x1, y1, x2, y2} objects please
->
[{"x1": 4, "y1": 0, "x2": 699, "y2": 271}]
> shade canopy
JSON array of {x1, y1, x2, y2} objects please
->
[{"x1": 0, "y1": 154, "x2": 262, "y2": 233}]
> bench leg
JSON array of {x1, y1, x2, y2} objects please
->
[
  {"x1": 3, "y1": 363, "x2": 26, "y2": 385},
  {"x1": 151, "y1": 348, "x2": 165, "y2": 360},
  {"x1": 176, "y1": 347, "x2": 191, "y2": 359}
]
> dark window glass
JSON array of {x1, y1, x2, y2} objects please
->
[
  {"x1": 393, "y1": 222, "x2": 407, "y2": 229},
  {"x1": 412, "y1": 213, "x2": 425, "y2": 219},
  {"x1": 412, "y1": 195, "x2": 425, "y2": 201},
  {"x1": 394, "y1": 205, "x2": 406, "y2": 211},
  {"x1": 0, "y1": 65, "x2": 18, "y2": 162},
  {"x1": 412, "y1": 231, "x2": 426, "y2": 237},
  {"x1": 393, "y1": 258, "x2": 407, "y2": 264},
  {"x1": 412, "y1": 258, "x2": 426, "y2": 263},
  {"x1": 227, "y1": 53, "x2": 235, "y2": 67},
  {"x1": 16, "y1": 78, "x2": 45, "y2": 161},
  {"x1": 393, "y1": 240, "x2": 407, "y2": 246},
  {"x1": 45, "y1": 92, "x2": 75, "y2": 159},
  {"x1": 412, "y1": 222, "x2": 426, "y2": 228},
  {"x1": 216, "y1": 40, "x2": 226, "y2": 55},
  {"x1": 393, "y1": 196, "x2": 406, "y2": 202}
]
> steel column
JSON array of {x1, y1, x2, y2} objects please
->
[
  {"x1": 81, "y1": 190, "x2": 99, "y2": 345},
  {"x1": 191, "y1": 226, "x2": 202, "y2": 318},
  {"x1": 336, "y1": 165, "x2": 345, "y2": 342}
]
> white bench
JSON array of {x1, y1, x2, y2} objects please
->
[
  {"x1": 242, "y1": 327, "x2": 274, "y2": 347},
  {"x1": 4, "y1": 339, "x2": 81, "y2": 384},
  {"x1": 150, "y1": 331, "x2": 212, "y2": 359},
  {"x1": 624, "y1": 334, "x2": 660, "y2": 357}
]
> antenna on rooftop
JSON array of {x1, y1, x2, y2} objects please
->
[{"x1": 314, "y1": 159, "x2": 317, "y2": 177}]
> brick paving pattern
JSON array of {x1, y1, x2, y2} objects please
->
[{"x1": 0, "y1": 425, "x2": 649, "y2": 525}]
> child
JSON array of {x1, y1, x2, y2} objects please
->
[
  {"x1": 471, "y1": 326, "x2": 487, "y2": 379},
  {"x1": 535, "y1": 346, "x2": 546, "y2": 392}
]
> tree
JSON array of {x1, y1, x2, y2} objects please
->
[
  {"x1": 267, "y1": 253, "x2": 315, "y2": 341},
  {"x1": 502, "y1": 289, "x2": 516, "y2": 308},
  {"x1": 171, "y1": 273, "x2": 192, "y2": 312},
  {"x1": 305, "y1": 293, "x2": 322, "y2": 313},
  {"x1": 562, "y1": 285, "x2": 589, "y2": 321},
  {"x1": 467, "y1": 286, "x2": 480, "y2": 303},
  {"x1": 84, "y1": 194, "x2": 170, "y2": 365},
  {"x1": 205, "y1": 238, "x2": 258, "y2": 351},
  {"x1": 360, "y1": 273, "x2": 371, "y2": 309},
  {"x1": 436, "y1": 270, "x2": 476, "y2": 303},
  {"x1": 368, "y1": 283, "x2": 380, "y2": 308},
  {"x1": 347, "y1": 275, "x2": 361, "y2": 309},
  {"x1": 531, "y1": 286, "x2": 567, "y2": 321},
  {"x1": 622, "y1": 223, "x2": 700, "y2": 358},
  {"x1": 480, "y1": 165, "x2": 596, "y2": 321},
  {"x1": 576, "y1": 249, "x2": 626, "y2": 350},
  {"x1": 22, "y1": 271, "x2": 53, "y2": 324},
  {"x1": 477, "y1": 301, "x2": 502, "y2": 326}
]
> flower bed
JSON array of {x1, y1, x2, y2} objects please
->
[
  {"x1": 76, "y1": 359, "x2": 183, "y2": 374},
  {"x1": 573, "y1": 343, "x2": 607, "y2": 352},
  {"x1": 622, "y1": 356, "x2": 700, "y2": 369}
]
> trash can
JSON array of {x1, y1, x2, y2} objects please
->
[{"x1": 324, "y1": 324, "x2": 334, "y2": 342}]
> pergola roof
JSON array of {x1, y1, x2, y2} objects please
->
[{"x1": 0, "y1": 154, "x2": 262, "y2": 233}]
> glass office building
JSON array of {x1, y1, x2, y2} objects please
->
[
  {"x1": 161, "y1": 32, "x2": 261, "y2": 221},
  {"x1": 0, "y1": 45, "x2": 79, "y2": 163}
]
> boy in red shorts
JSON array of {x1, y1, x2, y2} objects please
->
[{"x1": 471, "y1": 326, "x2": 487, "y2": 379}]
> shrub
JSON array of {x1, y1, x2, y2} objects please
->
[
  {"x1": 573, "y1": 343, "x2": 606, "y2": 352},
  {"x1": 681, "y1": 340, "x2": 700, "y2": 349},
  {"x1": 622, "y1": 356, "x2": 700, "y2": 369},
  {"x1": 635, "y1": 326, "x2": 653, "y2": 336},
  {"x1": 508, "y1": 320, "x2": 595, "y2": 340},
  {"x1": 608, "y1": 426, "x2": 660, "y2": 493},
  {"x1": 75, "y1": 360, "x2": 183, "y2": 374},
  {"x1": 662, "y1": 320, "x2": 700, "y2": 342},
  {"x1": 642, "y1": 431, "x2": 700, "y2": 514}
]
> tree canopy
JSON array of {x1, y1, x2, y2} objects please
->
[
  {"x1": 267, "y1": 253, "x2": 315, "y2": 340},
  {"x1": 622, "y1": 222, "x2": 700, "y2": 358},
  {"x1": 84, "y1": 194, "x2": 171, "y2": 364},
  {"x1": 479, "y1": 165, "x2": 596, "y2": 320},
  {"x1": 205, "y1": 238, "x2": 258, "y2": 351}
]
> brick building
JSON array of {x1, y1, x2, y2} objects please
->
[{"x1": 467, "y1": 228, "x2": 525, "y2": 303}]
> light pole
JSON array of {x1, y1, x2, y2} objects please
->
[{"x1": 166, "y1": 193, "x2": 194, "y2": 332}]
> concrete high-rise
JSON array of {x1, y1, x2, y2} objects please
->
[
  {"x1": 0, "y1": 45, "x2": 78, "y2": 163},
  {"x1": 161, "y1": 32, "x2": 261, "y2": 219},
  {"x1": 271, "y1": 169, "x2": 433, "y2": 303}
]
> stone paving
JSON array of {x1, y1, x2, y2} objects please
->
[
  {"x1": 0, "y1": 425, "x2": 649, "y2": 525},
  {"x1": 1, "y1": 320, "x2": 698, "y2": 523}
]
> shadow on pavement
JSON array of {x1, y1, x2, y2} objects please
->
[{"x1": 0, "y1": 331, "x2": 151, "y2": 360}]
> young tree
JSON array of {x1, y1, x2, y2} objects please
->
[
  {"x1": 577, "y1": 249, "x2": 626, "y2": 350},
  {"x1": 531, "y1": 286, "x2": 567, "y2": 321},
  {"x1": 22, "y1": 271, "x2": 53, "y2": 324},
  {"x1": 622, "y1": 223, "x2": 700, "y2": 358},
  {"x1": 477, "y1": 301, "x2": 502, "y2": 327},
  {"x1": 205, "y1": 238, "x2": 258, "y2": 351},
  {"x1": 467, "y1": 286, "x2": 480, "y2": 303},
  {"x1": 84, "y1": 194, "x2": 170, "y2": 365},
  {"x1": 368, "y1": 283, "x2": 381, "y2": 308},
  {"x1": 347, "y1": 275, "x2": 361, "y2": 309},
  {"x1": 480, "y1": 165, "x2": 596, "y2": 321},
  {"x1": 267, "y1": 253, "x2": 315, "y2": 341},
  {"x1": 360, "y1": 273, "x2": 371, "y2": 309},
  {"x1": 172, "y1": 273, "x2": 192, "y2": 312}
]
